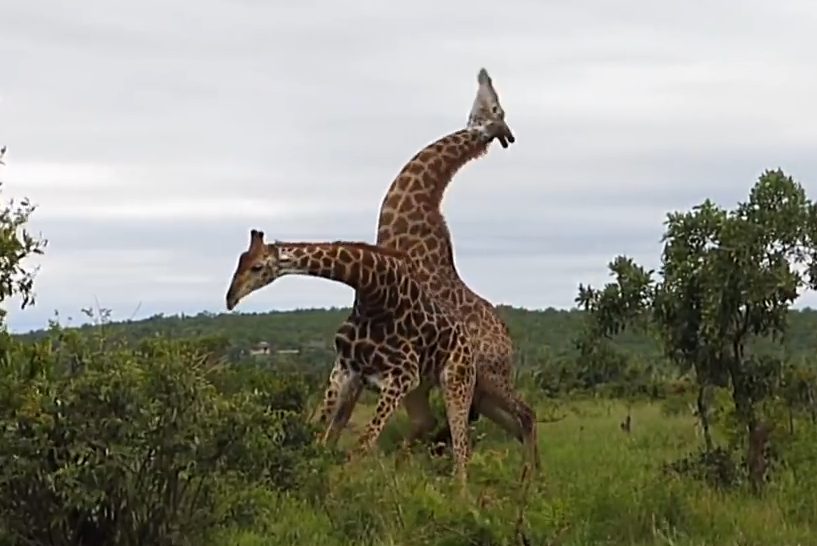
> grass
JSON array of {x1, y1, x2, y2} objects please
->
[{"x1": 212, "y1": 398, "x2": 817, "y2": 546}]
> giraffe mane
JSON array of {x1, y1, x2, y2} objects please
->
[
  {"x1": 330, "y1": 241, "x2": 408, "y2": 260},
  {"x1": 275, "y1": 240, "x2": 409, "y2": 261}
]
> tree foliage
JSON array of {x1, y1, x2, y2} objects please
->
[
  {"x1": 0, "y1": 182, "x2": 46, "y2": 322},
  {"x1": 577, "y1": 170, "x2": 817, "y2": 434}
]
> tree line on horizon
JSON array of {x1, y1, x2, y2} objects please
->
[{"x1": 15, "y1": 304, "x2": 817, "y2": 367}]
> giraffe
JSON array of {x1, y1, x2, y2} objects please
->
[
  {"x1": 315, "y1": 68, "x2": 541, "y2": 472},
  {"x1": 225, "y1": 229, "x2": 477, "y2": 488}
]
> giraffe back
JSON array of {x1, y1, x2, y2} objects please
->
[{"x1": 333, "y1": 281, "x2": 472, "y2": 386}]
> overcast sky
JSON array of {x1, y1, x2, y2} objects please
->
[{"x1": 1, "y1": 0, "x2": 817, "y2": 333}]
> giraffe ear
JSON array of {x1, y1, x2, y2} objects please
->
[{"x1": 477, "y1": 68, "x2": 492, "y2": 86}]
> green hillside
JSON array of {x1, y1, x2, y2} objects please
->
[{"x1": 17, "y1": 305, "x2": 817, "y2": 368}]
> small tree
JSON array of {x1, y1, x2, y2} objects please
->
[
  {"x1": 0, "y1": 153, "x2": 47, "y2": 323},
  {"x1": 577, "y1": 170, "x2": 817, "y2": 472}
]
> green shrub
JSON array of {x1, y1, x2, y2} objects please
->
[
  {"x1": 0, "y1": 325, "x2": 329, "y2": 546},
  {"x1": 661, "y1": 394, "x2": 694, "y2": 418}
]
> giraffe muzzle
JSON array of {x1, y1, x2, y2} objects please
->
[
  {"x1": 225, "y1": 289, "x2": 241, "y2": 311},
  {"x1": 498, "y1": 131, "x2": 516, "y2": 149}
]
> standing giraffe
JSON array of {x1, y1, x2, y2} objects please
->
[
  {"x1": 315, "y1": 68, "x2": 541, "y2": 471},
  {"x1": 225, "y1": 229, "x2": 477, "y2": 488}
]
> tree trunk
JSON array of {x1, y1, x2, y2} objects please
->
[
  {"x1": 747, "y1": 421, "x2": 770, "y2": 496},
  {"x1": 696, "y1": 384, "x2": 713, "y2": 452},
  {"x1": 728, "y1": 342, "x2": 763, "y2": 494},
  {"x1": 728, "y1": 344, "x2": 757, "y2": 431}
]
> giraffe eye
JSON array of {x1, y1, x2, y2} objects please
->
[{"x1": 250, "y1": 264, "x2": 264, "y2": 273}]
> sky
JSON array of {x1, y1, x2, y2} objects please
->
[{"x1": 2, "y1": 0, "x2": 817, "y2": 333}]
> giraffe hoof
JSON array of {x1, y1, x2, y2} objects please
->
[
  {"x1": 394, "y1": 442, "x2": 414, "y2": 466},
  {"x1": 428, "y1": 441, "x2": 449, "y2": 458},
  {"x1": 346, "y1": 445, "x2": 369, "y2": 463},
  {"x1": 343, "y1": 452, "x2": 358, "y2": 466}
]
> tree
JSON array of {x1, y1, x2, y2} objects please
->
[
  {"x1": 577, "y1": 169, "x2": 817, "y2": 461},
  {"x1": 0, "y1": 153, "x2": 47, "y2": 323}
]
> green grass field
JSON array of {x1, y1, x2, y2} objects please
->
[{"x1": 215, "y1": 399, "x2": 816, "y2": 546}]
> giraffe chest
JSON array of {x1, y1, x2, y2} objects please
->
[{"x1": 345, "y1": 364, "x2": 441, "y2": 395}]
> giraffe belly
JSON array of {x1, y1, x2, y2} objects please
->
[{"x1": 363, "y1": 373, "x2": 385, "y2": 391}]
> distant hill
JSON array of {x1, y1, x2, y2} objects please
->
[{"x1": 15, "y1": 306, "x2": 817, "y2": 369}]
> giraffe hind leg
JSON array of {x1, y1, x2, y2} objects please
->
[
  {"x1": 323, "y1": 376, "x2": 364, "y2": 447},
  {"x1": 425, "y1": 375, "x2": 540, "y2": 474},
  {"x1": 427, "y1": 399, "x2": 481, "y2": 454},
  {"x1": 474, "y1": 395, "x2": 523, "y2": 441},
  {"x1": 313, "y1": 358, "x2": 345, "y2": 427},
  {"x1": 316, "y1": 360, "x2": 364, "y2": 447},
  {"x1": 401, "y1": 382, "x2": 438, "y2": 445},
  {"x1": 439, "y1": 351, "x2": 477, "y2": 490},
  {"x1": 477, "y1": 376, "x2": 541, "y2": 474},
  {"x1": 352, "y1": 365, "x2": 421, "y2": 457}
]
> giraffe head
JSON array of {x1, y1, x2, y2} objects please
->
[
  {"x1": 466, "y1": 68, "x2": 515, "y2": 149},
  {"x1": 225, "y1": 229, "x2": 284, "y2": 310}
]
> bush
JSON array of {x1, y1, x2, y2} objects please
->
[
  {"x1": 665, "y1": 447, "x2": 742, "y2": 490},
  {"x1": 0, "y1": 324, "x2": 330, "y2": 546}
]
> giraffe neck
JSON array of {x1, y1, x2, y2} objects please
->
[
  {"x1": 380, "y1": 127, "x2": 491, "y2": 217},
  {"x1": 376, "y1": 127, "x2": 490, "y2": 268},
  {"x1": 276, "y1": 241, "x2": 415, "y2": 313}
]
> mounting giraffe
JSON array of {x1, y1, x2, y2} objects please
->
[
  {"x1": 315, "y1": 68, "x2": 541, "y2": 471},
  {"x1": 225, "y1": 229, "x2": 477, "y2": 487}
]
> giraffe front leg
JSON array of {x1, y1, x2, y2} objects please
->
[
  {"x1": 477, "y1": 375, "x2": 542, "y2": 477},
  {"x1": 323, "y1": 377, "x2": 364, "y2": 447},
  {"x1": 427, "y1": 392, "x2": 482, "y2": 456},
  {"x1": 439, "y1": 350, "x2": 477, "y2": 494},
  {"x1": 401, "y1": 382, "x2": 437, "y2": 444},
  {"x1": 350, "y1": 369, "x2": 421, "y2": 460},
  {"x1": 315, "y1": 361, "x2": 363, "y2": 448},
  {"x1": 391, "y1": 382, "x2": 436, "y2": 467},
  {"x1": 313, "y1": 358, "x2": 346, "y2": 425}
]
